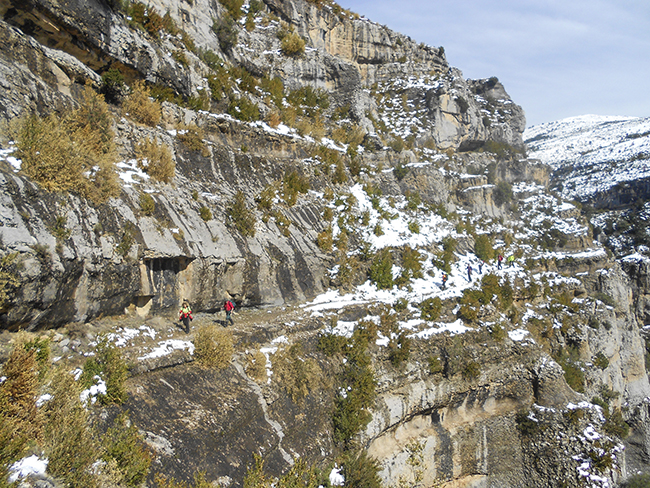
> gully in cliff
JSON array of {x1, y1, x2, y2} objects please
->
[{"x1": 179, "y1": 300, "x2": 193, "y2": 333}]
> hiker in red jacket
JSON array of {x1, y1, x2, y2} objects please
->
[{"x1": 224, "y1": 299, "x2": 235, "y2": 326}]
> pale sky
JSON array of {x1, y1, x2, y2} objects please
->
[{"x1": 340, "y1": 0, "x2": 650, "y2": 127}]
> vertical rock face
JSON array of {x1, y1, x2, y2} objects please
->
[{"x1": 0, "y1": 0, "x2": 525, "y2": 329}]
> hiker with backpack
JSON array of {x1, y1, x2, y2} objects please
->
[
  {"x1": 441, "y1": 272, "x2": 448, "y2": 290},
  {"x1": 497, "y1": 254, "x2": 503, "y2": 270},
  {"x1": 179, "y1": 300, "x2": 192, "y2": 333},
  {"x1": 224, "y1": 299, "x2": 235, "y2": 326}
]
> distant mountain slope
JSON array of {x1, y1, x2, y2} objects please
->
[{"x1": 524, "y1": 115, "x2": 650, "y2": 206}]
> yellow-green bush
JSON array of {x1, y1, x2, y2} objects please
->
[
  {"x1": 333, "y1": 333, "x2": 376, "y2": 445},
  {"x1": 228, "y1": 96, "x2": 260, "y2": 122},
  {"x1": 280, "y1": 31, "x2": 305, "y2": 56},
  {"x1": 80, "y1": 335, "x2": 129, "y2": 405},
  {"x1": 136, "y1": 138, "x2": 175, "y2": 183},
  {"x1": 420, "y1": 297, "x2": 442, "y2": 321},
  {"x1": 123, "y1": 81, "x2": 161, "y2": 127},
  {"x1": 199, "y1": 206, "x2": 212, "y2": 221},
  {"x1": 0, "y1": 341, "x2": 41, "y2": 458},
  {"x1": 272, "y1": 343, "x2": 324, "y2": 403},
  {"x1": 101, "y1": 412, "x2": 152, "y2": 487},
  {"x1": 13, "y1": 86, "x2": 120, "y2": 203},
  {"x1": 219, "y1": 0, "x2": 244, "y2": 19},
  {"x1": 139, "y1": 192, "x2": 156, "y2": 216},
  {"x1": 282, "y1": 168, "x2": 310, "y2": 206},
  {"x1": 227, "y1": 191, "x2": 257, "y2": 237},
  {"x1": 317, "y1": 226, "x2": 334, "y2": 252},
  {"x1": 15, "y1": 114, "x2": 84, "y2": 192},
  {"x1": 194, "y1": 325, "x2": 234, "y2": 368},
  {"x1": 474, "y1": 233, "x2": 495, "y2": 261},
  {"x1": 43, "y1": 367, "x2": 101, "y2": 488},
  {"x1": 369, "y1": 248, "x2": 394, "y2": 290}
]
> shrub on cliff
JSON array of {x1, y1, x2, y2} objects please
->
[
  {"x1": 228, "y1": 96, "x2": 260, "y2": 122},
  {"x1": 194, "y1": 326, "x2": 234, "y2": 369},
  {"x1": 281, "y1": 31, "x2": 305, "y2": 57},
  {"x1": 123, "y1": 81, "x2": 161, "y2": 127},
  {"x1": 212, "y1": 16, "x2": 238, "y2": 53},
  {"x1": 136, "y1": 138, "x2": 175, "y2": 183},
  {"x1": 341, "y1": 450, "x2": 382, "y2": 488},
  {"x1": 333, "y1": 332, "x2": 376, "y2": 445},
  {"x1": 369, "y1": 248, "x2": 394, "y2": 290},
  {"x1": 176, "y1": 123, "x2": 210, "y2": 156},
  {"x1": 227, "y1": 191, "x2": 257, "y2": 237},
  {"x1": 81, "y1": 335, "x2": 129, "y2": 405},
  {"x1": 272, "y1": 343, "x2": 324, "y2": 403},
  {"x1": 101, "y1": 412, "x2": 152, "y2": 487},
  {"x1": 282, "y1": 168, "x2": 310, "y2": 206},
  {"x1": 0, "y1": 253, "x2": 20, "y2": 312},
  {"x1": 218, "y1": 0, "x2": 244, "y2": 19},
  {"x1": 139, "y1": 192, "x2": 156, "y2": 216},
  {"x1": 13, "y1": 86, "x2": 120, "y2": 203}
]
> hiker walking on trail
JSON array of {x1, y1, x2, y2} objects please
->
[
  {"x1": 467, "y1": 264, "x2": 473, "y2": 282},
  {"x1": 508, "y1": 255, "x2": 515, "y2": 267},
  {"x1": 441, "y1": 272, "x2": 448, "y2": 290},
  {"x1": 497, "y1": 254, "x2": 503, "y2": 270},
  {"x1": 224, "y1": 299, "x2": 235, "y2": 326},
  {"x1": 479, "y1": 260, "x2": 484, "y2": 274},
  {"x1": 179, "y1": 300, "x2": 192, "y2": 333}
]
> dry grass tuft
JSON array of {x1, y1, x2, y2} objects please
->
[{"x1": 246, "y1": 350, "x2": 268, "y2": 383}]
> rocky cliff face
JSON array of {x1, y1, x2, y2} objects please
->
[
  {"x1": 0, "y1": 0, "x2": 527, "y2": 329},
  {"x1": 1, "y1": 0, "x2": 649, "y2": 487}
]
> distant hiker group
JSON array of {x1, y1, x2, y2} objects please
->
[{"x1": 178, "y1": 298, "x2": 236, "y2": 332}]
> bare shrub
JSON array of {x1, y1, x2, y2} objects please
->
[{"x1": 246, "y1": 350, "x2": 268, "y2": 383}]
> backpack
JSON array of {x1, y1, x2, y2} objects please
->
[{"x1": 225, "y1": 300, "x2": 234, "y2": 312}]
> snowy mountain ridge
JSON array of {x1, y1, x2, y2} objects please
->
[{"x1": 524, "y1": 114, "x2": 650, "y2": 204}]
